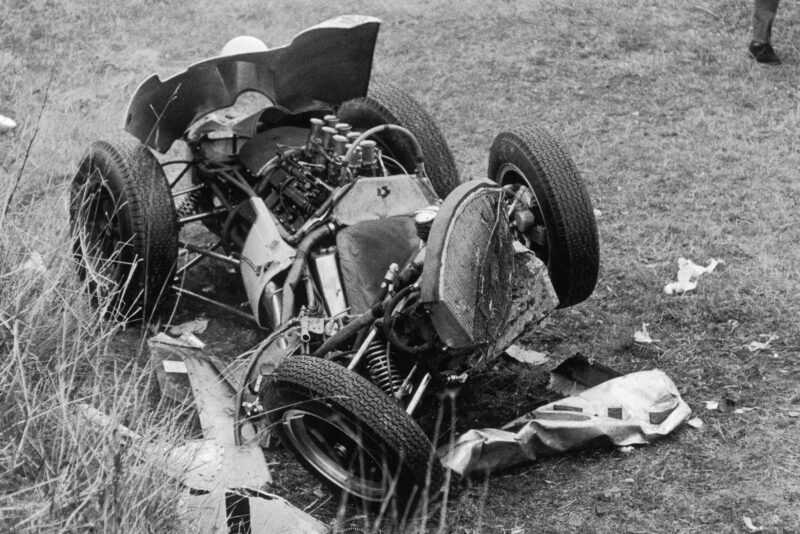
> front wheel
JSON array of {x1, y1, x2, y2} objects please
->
[
  {"x1": 70, "y1": 135, "x2": 178, "y2": 320},
  {"x1": 262, "y1": 356, "x2": 444, "y2": 509},
  {"x1": 488, "y1": 126, "x2": 599, "y2": 308}
]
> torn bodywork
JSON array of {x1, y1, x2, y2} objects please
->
[{"x1": 125, "y1": 15, "x2": 380, "y2": 153}]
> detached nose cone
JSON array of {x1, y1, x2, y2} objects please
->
[{"x1": 219, "y1": 35, "x2": 269, "y2": 56}]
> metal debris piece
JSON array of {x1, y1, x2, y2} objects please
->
[
  {"x1": 182, "y1": 488, "x2": 328, "y2": 534},
  {"x1": 150, "y1": 331, "x2": 204, "y2": 349},
  {"x1": 441, "y1": 369, "x2": 691, "y2": 476},
  {"x1": 245, "y1": 489, "x2": 327, "y2": 533},
  {"x1": 488, "y1": 253, "x2": 558, "y2": 363},
  {"x1": 168, "y1": 438, "x2": 269, "y2": 492},
  {"x1": 504, "y1": 344, "x2": 548, "y2": 365},
  {"x1": 143, "y1": 337, "x2": 327, "y2": 533},
  {"x1": 548, "y1": 354, "x2": 622, "y2": 396},
  {"x1": 150, "y1": 338, "x2": 194, "y2": 405}
]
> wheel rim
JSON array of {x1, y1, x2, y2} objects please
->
[
  {"x1": 281, "y1": 407, "x2": 394, "y2": 502},
  {"x1": 496, "y1": 162, "x2": 549, "y2": 263}
]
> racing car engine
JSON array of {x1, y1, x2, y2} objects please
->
[{"x1": 260, "y1": 115, "x2": 381, "y2": 234}]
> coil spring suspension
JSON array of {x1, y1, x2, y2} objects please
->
[
  {"x1": 364, "y1": 337, "x2": 403, "y2": 396},
  {"x1": 175, "y1": 189, "x2": 204, "y2": 219}
]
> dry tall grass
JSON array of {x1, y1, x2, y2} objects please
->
[{"x1": 0, "y1": 168, "x2": 191, "y2": 531}]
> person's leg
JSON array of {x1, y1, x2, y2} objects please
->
[
  {"x1": 753, "y1": 0, "x2": 780, "y2": 43},
  {"x1": 750, "y1": 0, "x2": 781, "y2": 63}
]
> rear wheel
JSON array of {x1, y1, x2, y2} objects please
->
[
  {"x1": 70, "y1": 135, "x2": 178, "y2": 320},
  {"x1": 338, "y1": 79, "x2": 460, "y2": 198},
  {"x1": 488, "y1": 126, "x2": 599, "y2": 307},
  {"x1": 262, "y1": 356, "x2": 444, "y2": 510}
]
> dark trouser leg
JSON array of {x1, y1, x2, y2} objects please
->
[{"x1": 753, "y1": 0, "x2": 780, "y2": 43}]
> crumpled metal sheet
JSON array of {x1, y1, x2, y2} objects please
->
[
  {"x1": 486, "y1": 251, "x2": 559, "y2": 364},
  {"x1": 181, "y1": 489, "x2": 328, "y2": 534},
  {"x1": 440, "y1": 369, "x2": 692, "y2": 476},
  {"x1": 124, "y1": 15, "x2": 381, "y2": 153}
]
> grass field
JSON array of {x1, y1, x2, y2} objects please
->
[{"x1": 2, "y1": 0, "x2": 800, "y2": 532}]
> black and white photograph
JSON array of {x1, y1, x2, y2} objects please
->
[{"x1": 1, "y1": 1, "x2": 798, "y2": 532}]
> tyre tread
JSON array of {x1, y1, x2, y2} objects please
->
[
  {"x1": 265, "y1": 356, "x2": 444, "y2": 503},
  {"x1": 72, "y1": 134, "x2": 178, "y2": 318},
  {"x1": 488, "y1": 126, "x2": 599, "y2": 307}
]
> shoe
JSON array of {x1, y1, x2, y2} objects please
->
[{"x1": 749, "y1": 41, "x2": 781, "y2": 64}]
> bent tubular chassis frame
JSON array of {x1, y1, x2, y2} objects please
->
[{"x1": 164, "y1": 158, "x2": 263, "y2": 327}]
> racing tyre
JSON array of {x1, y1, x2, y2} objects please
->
[
  {"x1": 263, "y1": 356, "x2": 444, "y2": 510},
  {"x1": 70, "y1": 135, "x2": 178, "y2": 320},
  {"x1": 488, "y1": 126, "x2": 599, "y2": 308},
  {"x1": 338, "y1": 79, "x2": 460, "y2": 198}
]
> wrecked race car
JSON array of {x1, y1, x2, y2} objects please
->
[{"x1": 69, "y1": 15, "x2": 599, "y2": 509}]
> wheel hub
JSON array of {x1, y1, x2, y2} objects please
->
[{"x1": 281, "y1": 408, "x2": 392, "y2": 502}]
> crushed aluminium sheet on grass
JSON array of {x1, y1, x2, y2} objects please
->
[{"x1": 441, "y1": 369, "x2": 692, "y2": 477}]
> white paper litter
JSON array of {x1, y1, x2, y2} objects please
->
[
  {"x1": 0, "y1": 114, "x2": 17, "y2": 132},
  {"x1": 663, "y1": 257, "x2": 719, "y2": 295},
  {"x1": 686, "y1": 417, "x2": 704, "y2": 429},
  {"x1": 633, "y1": 322, "x2": 658, "y2": 344},
  {"x1": 504, "y1": 344, "x2": 548, "y2": 365},
  {"x1": 743, "y1": 516, "x2": 764, "y2": 532},
  {"x1": 747, "y1": 335, "x2": 777, "y2": 353},
  {"x1": 162, "y1": 360, "x2": 188, "y2": 374}
]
